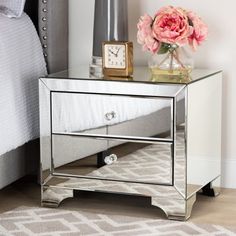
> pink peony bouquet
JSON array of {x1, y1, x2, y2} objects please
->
[{"x1": 137, "y1": 6, "x2": 208, "y2": 54}]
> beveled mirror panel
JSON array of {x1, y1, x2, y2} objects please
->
[
  {"x1": 51, "y1": 93, "x2": 173, "y2": 141},
  {"x1": 52, "y1": 135, "x2": 173, "y2": 185},
  {"x1": 174, "y1": 88, "x2": 187, "y2": 197}
]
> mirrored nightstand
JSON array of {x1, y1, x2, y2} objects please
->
[{"x1": 39, "y1": 67, "x2": 222, "y2": 220}]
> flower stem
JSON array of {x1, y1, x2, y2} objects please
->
[
  {"x1": 172, "y1": 50, "x2": 186, "y2": 69},
  {"x1": 157, "y1": 53, "x2": 170, "y2": 67},
  {"x1": 169, "y1": 51, "x2": 174, "y2": 72}
]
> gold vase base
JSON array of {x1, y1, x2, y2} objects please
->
[{"x1": 150, "y1": 67, "x2": 192, "y2": 83}]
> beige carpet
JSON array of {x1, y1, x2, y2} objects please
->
[{"x1": 0, "y1": 206, "x2": 236, "y2": 236}]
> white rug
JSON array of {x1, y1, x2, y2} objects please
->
[{"x1": 0, "y1": 207, "x2": 235, "y2": 236}]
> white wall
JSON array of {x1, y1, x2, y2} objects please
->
[{"x1": 69, "y1": 0, "x2": 236, "y2": 188}]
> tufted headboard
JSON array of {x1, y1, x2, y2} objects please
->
[{"x1": 24, "y1": 0, "x2": 68, "y2": 74}]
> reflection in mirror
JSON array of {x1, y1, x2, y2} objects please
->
[
  {"x1": 175, "y1": 88, "x2": 186, "y2": 197},
  {"x1": 52, "y1": 93, "x2": 172, "y2": 140},
  {"x1": 52, "y1": 136, "x2": 172, "y2": 185}
]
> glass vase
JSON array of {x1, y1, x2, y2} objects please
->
[{"x1": 149, "y1": 45, "x2": 194, "y2": 82}]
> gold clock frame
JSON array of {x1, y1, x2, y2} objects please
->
[{"x1": 102, "y1": 41, "x2": 133, "y2": 77}]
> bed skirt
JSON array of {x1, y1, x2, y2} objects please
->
[{"x1": 0, "y1": 140, "x2": 39, "y2": 190}]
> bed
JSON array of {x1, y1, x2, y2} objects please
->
[{"x1": 0, "y1": 0, "x2": 68, "y2": 189}]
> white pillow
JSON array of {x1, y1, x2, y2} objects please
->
[{"x1": 0, "y1": 0, "x2": 26, "y2": 18}]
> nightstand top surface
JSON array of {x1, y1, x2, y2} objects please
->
[
  {"x1": 40, "y1": 67, "x2": 222, "y2": 98},
  {"x1": 44, "y1": 66, "x2": 221, "y2": 85}
]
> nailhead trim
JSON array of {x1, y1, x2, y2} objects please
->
[{"x1": 41, "y1": 0, "x2": 48, "y2": 60}]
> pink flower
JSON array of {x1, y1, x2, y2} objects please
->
[
  {"x1": 142, "y1": 35, "x2": 160, "y2": 53},
  {"x1": 188, "y1": 11, "x2": 208, "y2": 50},
  {"x1": 137, "y1": 14, "x2": 153, "y2": 39},
  {"x1": 152, "y1": 6, "x2": 193, "y2": 46},
  {"x1": 136, "y1": 6, "x2": 208, "y2": 54},
  {"x1": 137, "y1": 14, "x2": 161, "y2": 53}
]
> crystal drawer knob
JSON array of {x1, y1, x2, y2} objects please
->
[
  {"x1": 104, "y1": 154, "x2": 118, "y2": 165},
  {"x1": 105, "y1": 111, "x2": 116, "y2": 121}
]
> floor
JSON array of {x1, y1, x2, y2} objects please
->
[{"x1": 0, "y1": 177, "x2": 236, "y2": 227}]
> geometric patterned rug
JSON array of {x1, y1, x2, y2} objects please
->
[
  {"x1": 87, "y1": 142, "x2": 173, "y2": 185},
  {"x1": 0, "y1": 207, "x2": 236, "y2": 236}
]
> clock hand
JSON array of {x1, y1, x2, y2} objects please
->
[
  {"x1": 108, "y1": 49, "x2": 116, "y2": 56},
  {"x1": 115, "y1": 47, "x2": 121, "y2": 56}
]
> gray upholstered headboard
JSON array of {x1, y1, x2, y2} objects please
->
[{"x1": 25, "y1": 0, "x2": 68, "y2": 74}]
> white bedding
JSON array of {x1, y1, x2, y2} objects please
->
[{"x1": 0, "y1": 13, "x2": 47, "y2": 156}]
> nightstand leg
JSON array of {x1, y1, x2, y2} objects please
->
[
  {"x1": 41, "y1": 186, "x2": 73, "y2": 208},
  {"x1": 201, "y1": 177, "x2": 221, "y2": 197},
  {"x1": 151, "y1": 194, "x2": 196, "y2": 221}
]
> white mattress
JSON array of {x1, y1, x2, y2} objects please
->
[{"x1": 0, "y1": 13, "x2": 47, "y2": 156}]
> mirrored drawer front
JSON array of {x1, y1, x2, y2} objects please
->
[
  {"x1": 52, "y1": 135, "x2": 173, "y2": 185},
  {"x1": 51, "y1": 92, "x2": 173, "y2": 141}
]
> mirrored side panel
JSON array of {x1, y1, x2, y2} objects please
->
[{"x1": 187, "y1": 73, "x2": 222, "y2": 197}]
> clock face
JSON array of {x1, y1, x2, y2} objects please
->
[{"x1": 104, "y1": 44, "x2": 126, "y2": 69}]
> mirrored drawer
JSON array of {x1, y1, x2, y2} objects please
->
[
  {"x1": 52, "y1": 135, "x2": 173, "y2": 185},
  {"x1": 51, "y1": 92, "x2": 173, "y2": 141}
]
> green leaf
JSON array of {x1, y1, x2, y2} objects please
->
[{"x1": 158, "y1": 43, "x2": 171, "y2": 54}]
